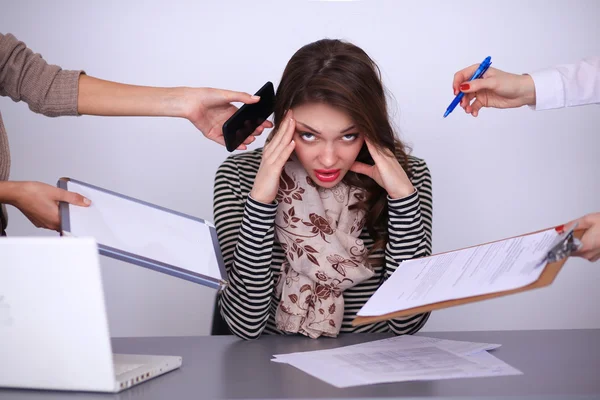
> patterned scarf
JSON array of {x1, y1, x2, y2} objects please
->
[{"x1": 274, "y1": 157, "x2": 374, "y2": 338}]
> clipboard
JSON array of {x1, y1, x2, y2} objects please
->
[
  {"x1": 57, "y1": 178, "x2": 228, "y2": 290},
  {"x1": 352, "y1": 225, "x2": 584, "y2": 327}
]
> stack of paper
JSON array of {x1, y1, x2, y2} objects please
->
[{"x1": 272, "y1": 335, "x2": 521, "y2": 387}]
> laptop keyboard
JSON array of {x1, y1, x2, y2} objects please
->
[{"x1": 114, "y1": 362, "x2": 144, "y2": 376}]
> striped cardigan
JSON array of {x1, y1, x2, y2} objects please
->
[{"x1": 213, "y1": 148, "x2": 433, "y2": 340}]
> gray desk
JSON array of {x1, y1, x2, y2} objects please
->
[{"x1": 1, "y1": 330, "x2": 599, "y2": 400}]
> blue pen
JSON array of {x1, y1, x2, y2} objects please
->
[{"x1": 443, "y1": 56, "x2": 492, "y2": 118}]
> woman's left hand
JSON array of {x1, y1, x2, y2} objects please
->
[
  {"x1": 350, "y1": 139, "x2": 415, "y2": 199},
  {"x1": 567, "y1": 212, "x2": 600, "y2": 262}
]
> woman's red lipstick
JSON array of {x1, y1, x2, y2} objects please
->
[{"x1": 314, "y1": 169, "x2": 341, "y2": 182}]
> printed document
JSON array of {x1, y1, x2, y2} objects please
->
[
  {"x1": 357, "y1": 229, "x2": 559, "y2": 317},
  {"x1": 272, "y1": 335, "x2": 521, "y2": 387}
]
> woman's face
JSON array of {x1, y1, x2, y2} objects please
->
[{"x1": 291, "y1": 102, "x2": 365, "y2": 188}]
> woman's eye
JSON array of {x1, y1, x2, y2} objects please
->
[
  {"x1": 342, "y1": 134, "x2": 359, "y2": 142},
  {"x1": 300, "y1": 132, "x2": 316, "y2": 142}
]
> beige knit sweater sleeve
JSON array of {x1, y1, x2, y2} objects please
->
[
  {"x1": 0, "y1": 32, "x2": 83, "y2": 117},
  {"x1": 0, "y1": 32, "x2": 83, "y2": 232}
]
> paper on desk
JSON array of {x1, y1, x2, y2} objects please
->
[
  {"x1": 358, "y1": 229, "x2": 559, "y2": 317},
  {"x1": 272, "y1": 334, "x2": 500, "y2": 362},
  {"x1": 272, "y1": 335, "x2": 521, "y2": 388},
  {"x1": 462, "y1": 351, "x2": 523, "y2": 377}
]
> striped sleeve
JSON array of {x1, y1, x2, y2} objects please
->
[
  {"x1": 384, "y1": 157, "x2": 433, "y2": 335},
  {"x1": 213, "y1": 156, "x2": 278, "y2": 340}
]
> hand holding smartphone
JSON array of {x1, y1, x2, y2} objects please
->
[{"x1": 222, "y1": 82, "x2": 276, "y2": 152}]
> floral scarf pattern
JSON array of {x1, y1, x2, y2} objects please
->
[{"x1": 274, "y1": 157, "x2": 374, "y2": 338}]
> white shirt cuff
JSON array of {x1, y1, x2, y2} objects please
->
[{"x1": 528, "y1": 68, "x2": 565, "y2": 111}]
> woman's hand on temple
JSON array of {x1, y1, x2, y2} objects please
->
[
  {"x1": 350, "y1": 139, "x2": 414, "y2": 199},
  {"x1": 249, "y1": 110, "x2": 296, "y2": 204}
]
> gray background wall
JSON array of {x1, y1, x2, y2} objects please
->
[{"x1": 1, "y1": 0, "x2": 599, "y2": 336}]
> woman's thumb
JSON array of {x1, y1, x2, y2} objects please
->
[
  {"x1": 59, "y1": 189, "x2": 91, "y2": 206},
  {"x1": 225, "y1": 90, "x2": 260, "y2": 104}
]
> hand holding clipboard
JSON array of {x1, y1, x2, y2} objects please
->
[{"x1": 353, "y1": 224, "x2": 586, "y2": 327}]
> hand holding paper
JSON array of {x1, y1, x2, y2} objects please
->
[{"x1": 354, "y1": 226, "x2": 584, "y2": 325}]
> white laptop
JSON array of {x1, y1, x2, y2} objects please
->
[{"x1": 0, "y1": 237, "x2": 182, "y2": 393}]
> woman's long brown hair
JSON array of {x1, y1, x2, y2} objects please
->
[{"x1": 271, "y1": 38, "x2": 411, "y2": 257}]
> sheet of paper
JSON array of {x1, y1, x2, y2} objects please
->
[
  {"x1": 462, "y1": 351, "x2": 523, "y2": 377},
  {"x1": 273, "y1": 335, "x2": 500, "y2": 362},
  {"x1": 357, "y1": 229, "x2": 559, "y2": 317},
  {"x1": 66, "y1": 181, "x2": 223, "y2": 279},
  {"x1": 272, "y1": 335, "x2": 521, "y2": 388},
  {"x1": 343, "y1": 335, "x2": 501, "y2": 355}
]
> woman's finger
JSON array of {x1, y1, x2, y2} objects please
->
[
  {"x1": 279, "y1": 111, "x2": 295, "y2": 146},
  {"x1": 221, "y1": 89, "x2": 261, "y2": 105},
  {"x1": 265, "y1": 111, "x2": 290, "y2": 155},
  {"x1": 349, "y1": 161, "x2": 373, "y2": 178},
  {"x1": 470, "y1": 98, "x2": 485, "y2": 117},
  {"x1": 274, "y1": 140, "x2": 296, "y2": 168},
  {"x1": 462, "y1": 92, "x2": 476, "y2": 111},
  {"x1": 243, "y1": 133, "x2": 258, "y2": 145},
  {"x1": 364, "y1": 139, "x2": 384, "y2": 166},
  {"x1": 268, "y1": 115, "x2": 296, "y2": 164},
  {"x1": 261, "y1": 120, "x2": 274, "y2": 129},
  {"x1": 461, "y1": 91, "x2": 476, "y2": 109},
  {"x1": 453, "y1": 64, "x2": 479, "y2": 93},
  {"x1": 365, "y1": 138, "x2": 394, "y2": 165}
]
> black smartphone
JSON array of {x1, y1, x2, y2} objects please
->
[{"x1": 222, "y1": 81, "x2": 276, "y2": 152}]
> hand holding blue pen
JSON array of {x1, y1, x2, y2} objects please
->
[{"x1": 444, "y1": 56, "x2": 492, "y2": 118}]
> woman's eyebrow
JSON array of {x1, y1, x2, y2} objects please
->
[
  {"x1": 296, "y1": 121, "x2": 356, "y2": 134},
  {"x1": 296, "y1": 121, "x2": 321, "y2": 134}
]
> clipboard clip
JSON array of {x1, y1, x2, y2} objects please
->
[{"x1": 541, "y1": 223, "x2": 582, "y2": 265}]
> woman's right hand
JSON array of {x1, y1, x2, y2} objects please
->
[
  {"x1": 249, "y1": 110, "x2": 296, "y2": 204},
  {"x1": 452, "y1": 65, "x2": 537, "y2": 117},
  {"x1": 6, "y1": 181, "x2": 91, "y2": 231}
]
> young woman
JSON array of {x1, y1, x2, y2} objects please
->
[{"x1": 213, "y1": 39, "x2": 433, "y2": 340}]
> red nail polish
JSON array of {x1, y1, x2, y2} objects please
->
[
  {"x1": 555, "y1": 224, "x2": 565, "y2": 233},
  {"x1": 459, "y1": 83, "x2": 470, "y2": 91}
]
